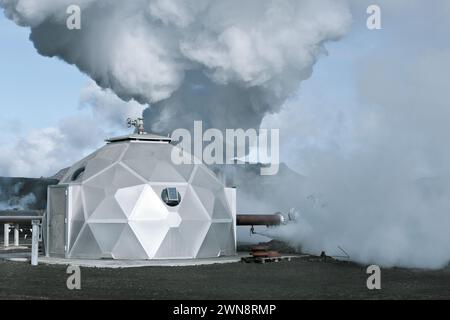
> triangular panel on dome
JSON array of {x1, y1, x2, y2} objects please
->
[
  {"x1": 178, "y1": 186, "x2": 210, "y2": 221},
  {"x1": 81, "y1": 143, "x2": 127, "y2": 181},
  {"x1": 89, "y1": 222, "x2": 127, "y2": 254},
  {"x1": 121, "y1": 158, "x2": 158, "y2": 181},
  {"x1": 140, "y1": 143, "x2": 173, "y2": 162},
  {"x1": 130, "y1": 185, "x2": 169, "y2": 221},
  {"x1": 121, "y1": 144, "x2": 161, "y2": 180},
  {"x1": 83, "y1": 157, "x2": 116, "y2": 182},
  {"x1": 82, "y1": 184, "x2": 106, "y2": 218},
  {"x1": 111, "y1": 163, "x2": 146, "y2": 190},
  {"x1": 88, "y1": 196, "x2": 128, "y2": 221},
  {"x1": 68, "y1": 220, "x2": 84, "y2": 251},
  {"x1": 149, "y1": 161, "x2": 190, "y2": 183},
  {"x1": 172, "y1": 162, "x2": 195, "y2": 182},
  {"x1": 154, "y1": 229, "x2": 190, "y2": 259},
  {"x1": 111, "y1": 225, "x2": 148, "y2": 259},
  {"x1": 96, "y1": 143, "x2": 128, "y2": 161},
  {"x1": 190, "y1": 165, "x2": 222, "y2": 193},
  {"x1": 69, "y1": 224, "x2": 103, "y2": 259},
  {"x1": 70, "y1": 186, "x2": 85, "y2": 222},
  {"x1": 178, "y1": 220, "x2": 211, "y2": 257},
  {"x1": 83, "y1": 163, "x2": 144, "y2": 200},
  {"x1": 211, "y1": 222, "x2": 235, "y2": 255},
  {"x1": 223, "y1": 226, "x2": 237, "y2": 256},
  {"x1": 196, "y1": 224, "x2": 221, "y2": 258},
  {"x1": 191, "y1": 185, "x2": 215, "y2": 218},
  {"x1": 114, "y1": 184, "x2": 146, "y2": 218},
  {"x1": 127, "y1": 221, "x2": 169, "y2": 259},
  {"x1": 122, "y1": 142, "x2": 159, "y2": 159},
  {"x1": 212, "y1": 191, "x2": 233, "y2": 220}
]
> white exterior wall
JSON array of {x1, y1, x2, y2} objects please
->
[{"x1": 224, "y1": 187, "x2": 237, "y2": 252}]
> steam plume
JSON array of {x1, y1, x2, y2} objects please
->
[
  {"x1": 260, "y1": 0, "x2": 450, "y2": 269},
  {"x1": 1, "y1": 0, "x2": 351, "y2": 132}
]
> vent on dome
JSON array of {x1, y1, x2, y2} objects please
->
[
  {"x1": 71, "y1": 167, "x2": 86, "y2": 182},
  {"x1": 161, "y1": 187, "x2": 181, "y2": 207}
]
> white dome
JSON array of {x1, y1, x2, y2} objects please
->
[{"x1": 57, "y1": 136, "x2": 235, "y2": 260}]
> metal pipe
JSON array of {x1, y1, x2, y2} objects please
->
[
  {"x1": 3, "y1": 223, "x2": 10, "y2": 247},
  {"x1": 0, "y1": 209, "x2": 44, "y2": 215},
  {"x1": 14, "y1": 224, "x2": 19, "y2": 246},
  {"x1": 31, "y1": 220, "x2": 40, "y2": 266},
  {"x1": 0, "y1": 210, "x2": 44, "y2": 223},
  {"x1": 236, "y1": 213, "x2": 285, "y2": 226},
  {"x1": 0, "y1": 216, "x2": 43, "y2": 222}
]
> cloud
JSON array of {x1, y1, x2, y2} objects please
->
[
  {"x1": 0, "y1": 0, "x2": 352, "y2": 133},
  {"x1": 0, "y1": 82, "x2": 146, "y2": 177},
  {"x1": 80, "y1": 80, "x2": 146, "y2": 132}
]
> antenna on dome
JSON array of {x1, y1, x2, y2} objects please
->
[{"x1": 127, "y1": 118, "x2": 146, "y2": 135}]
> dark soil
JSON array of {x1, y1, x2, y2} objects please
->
[{"x1": 1, "y1": 257, "x2": 449, "y2": 300}]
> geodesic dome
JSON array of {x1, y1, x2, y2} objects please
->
[{"x1": 53, "y1": 134, "x2": 236, "y2": 260}]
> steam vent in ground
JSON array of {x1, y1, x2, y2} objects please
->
[{"x1": 44, "y1": 131, "x2": 236, "y2": 260}]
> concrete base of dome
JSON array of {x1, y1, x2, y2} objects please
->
[{"x1": 0, "y1": 250, "x2": 246, "y2": 268}]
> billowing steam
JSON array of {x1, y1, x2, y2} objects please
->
[
  {"x1": 0, "y1": 0, "x2": 351, "y2": 132},
  {"x1": 0, "y1": 183, "x2": 36, "y2": 210},
  {"x1": 259, "y1": 0, "x2": 450, "y2": 269},
  {"x1": 0, "y1": 193, "x2": 36, "y2": 210}
]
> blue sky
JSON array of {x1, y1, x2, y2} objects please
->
[{"x1": 0, "y1": 14, "x2": 88, "y2": 131}]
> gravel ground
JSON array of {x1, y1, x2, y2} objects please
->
[{"x1": 0, "y1": 257, "x2": 449, "y2": 300}]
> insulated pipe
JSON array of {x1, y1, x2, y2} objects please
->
[
  {"x1": 0, "y1": 210, "x2": 44, "y2": 223},
  {"x1": 3, "y1": 223, "x2": 10, "y2": 247},
  {"x1": 236, "y1": 213, "x2": 285, "y2": 226},
  {"x1": 0, "y1": 216, "x2": 43, "y2": 222},
  {"x1": 31, "y1": 220, "x2": 40, "y2": 266},
  {"x1": 14, "y1": 224, "x2": 19, "y2": 246}
]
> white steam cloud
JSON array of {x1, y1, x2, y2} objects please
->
[
  {"x1": 0, "y1": 0, "x2": 351, "y2": 132},
  {"x1": 261, "y1": 1, "x2": 450, "y2": 269}
]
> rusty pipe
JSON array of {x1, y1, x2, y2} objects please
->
[{"x1": 236, "y1": 213, "x2": 285, "y2": 226}]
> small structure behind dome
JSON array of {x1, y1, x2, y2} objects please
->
[{"x1": 44, "y1": 121, "x2": 236, "y2": 260}]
